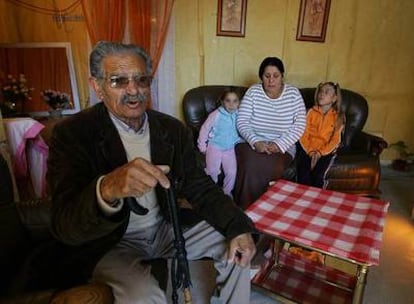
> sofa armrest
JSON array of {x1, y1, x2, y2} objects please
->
[
  {"x1": 16, "y1": 198, "x2": 52, "y2": 243},
  {"x1": 51, "y1": 283, "x2": 113, "y2": 304},
  {"x1": 362, "y1": 132, "x2": 388, "y2": 155},
  {"x1": 359, "y1": 131, "x2": 388, "y2": 156},
  {"x1": 346, "y1": 131, "x2": 388, "y2": 156}
]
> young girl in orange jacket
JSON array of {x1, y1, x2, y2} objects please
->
[{"x1": 296, "y1": 82, "x2": 345, "y2": 188}]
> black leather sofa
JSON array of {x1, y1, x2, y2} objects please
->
[
  {"x1": 182, "y1": 85, "x2": 388, "y2": 198},
  {"x1": 0, "y1": 152, "x2": 115, "y2": 303},
  {"x1": 0, "y1": 151, "x2": 167, "y2": 303}
]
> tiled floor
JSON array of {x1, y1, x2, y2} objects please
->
[
  {"x1": 362, "y1": 170, "x2": 414, "y2": 304},
  {"x1": 168, "y1": 166, "x2": 414, "y2": 303}
]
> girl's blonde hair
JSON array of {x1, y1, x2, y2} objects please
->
[{"x1": 314, "y1": 82, "x2": 345, "y2": 129}]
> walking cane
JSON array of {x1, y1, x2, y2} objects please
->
[{"x1": 165, "y1": 177, "x2": 192, "y2": 304}]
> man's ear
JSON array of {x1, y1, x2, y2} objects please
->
[{"x1": 89, "y1": 77, "x2": 103, "y2": 100}]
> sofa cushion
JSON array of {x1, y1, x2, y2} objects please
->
[
  {"x1": 325, "y1": 155, "x2": 381, "y2": 196},
  {"x1": 0, "y1": 153, "x2": 32, "y2": 295},
  {"x1": 16, "y1": 199, "x2": 52, "y2": 243}
]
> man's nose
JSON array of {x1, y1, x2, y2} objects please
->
[{"x1": 125, "y1": 79, "x2": 139, "y2": 94}]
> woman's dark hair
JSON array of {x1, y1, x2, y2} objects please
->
[{"x1": 258, "y1": 57, "x2": 285, "y2": 80}]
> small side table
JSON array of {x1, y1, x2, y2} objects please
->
[{"x1": 246, "y1": 180, "x2": 389, "y2": 304}]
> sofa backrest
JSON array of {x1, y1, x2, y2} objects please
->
[
  {"x1": 182, "y1": 85, "x2": 248, "y2": 142},
  {"x1": 300, "y1": 88, "x2": 368, "y2": 149},
  {"x1": 182, "y1": 85, "x2": 369, "y2": 149}
]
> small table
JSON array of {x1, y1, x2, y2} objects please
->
[{"x1": 246, "y1": 180, "x2": 389, "y2": 304}]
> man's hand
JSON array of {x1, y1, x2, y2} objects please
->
[
  {"x1": 227, "y1": 233, "x2": 256, "y2": 268},
  {"x1": 100, "y1": 158, "x2": 170, "y2": 203}
]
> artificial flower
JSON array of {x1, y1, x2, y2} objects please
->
[{"x1": 41, "y1": 89, "x2": 72, "y2": 110}]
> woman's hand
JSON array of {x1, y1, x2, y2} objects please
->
[
  {"x1": 254, "y1": 141, "x2": 269, "y2": 153},
  {"x1": 267, "y1": 142, "x2": 281, "y2": 154},
  {"x1": 254, "y1": 141, "x2": 280, "y2": 154}
]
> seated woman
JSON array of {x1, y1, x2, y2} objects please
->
[
  {"x1": 296, "y1": 82, "x2": 344, "y2": 188},
  {"x1": 234, "y1": 57, "x2": 306, "y2": 209}
]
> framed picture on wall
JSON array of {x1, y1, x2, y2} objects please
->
[
  {"x1": 296, "y1": 0, "x2": 331, "y2": 42},
  {"x1": 216, "y1": 0, "x2": 247, "y2": 37}
]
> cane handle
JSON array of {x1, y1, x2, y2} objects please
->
[{"x1": 184, "y1": 288, "x2": 192, "y2": 304}]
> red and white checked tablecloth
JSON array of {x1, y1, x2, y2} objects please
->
[{"x1": 246, "y1": 180, "x2": 389, "y2": 265}]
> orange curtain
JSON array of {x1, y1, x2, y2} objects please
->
[
  {"x1": 81, "y1": 0, "x2": 126, "y2": 45},
  {"x1": 128, "y1": 0, "x2": 151, "y2": 54},
  {"x1": 128, "y1": 0, "x2": 174, "y2": 74},
  {"x1": 81, "y1": 0, "x2": 174, "y2": 74}
]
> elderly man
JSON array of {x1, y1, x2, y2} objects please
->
[{"x1": 47, "y1": 41, "x2": 256, "y2": 303}]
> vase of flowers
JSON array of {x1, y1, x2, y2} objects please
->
[
  {"x1": 41, "y1": 89, "x2": 72, "y2": 119},
  {"x1": 0, "y1": 73, "x2": 34, "y2": 117}
]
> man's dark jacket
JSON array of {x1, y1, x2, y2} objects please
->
[{"x1": 45, "y1": 103, "x2": 255, "y2": 286}]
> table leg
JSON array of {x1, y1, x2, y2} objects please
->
[
  {"x1": 251, "y1": 237, "x2": 282, "y2": 284},
  {"x1": 352, "y1": 265, "x2": 368, "y2": 304}
]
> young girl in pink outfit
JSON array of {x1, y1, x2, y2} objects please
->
[{"x1": 197, "y1": 88, "x2": 243, "y2": 196}]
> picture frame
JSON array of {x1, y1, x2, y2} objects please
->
[
  {"x1": 0, "y1": 42, "x2": 81, "y2": 117},
  {"x1": 296, "y1": 0, "x2": 331, "y2": 43},
  {"x1": 216, "y1": 0, "x2": 247, "y2": 37}
]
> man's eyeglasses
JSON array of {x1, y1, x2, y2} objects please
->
[{"x1": 102, "y1": 75, "x2": 153, "y2": 89}]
